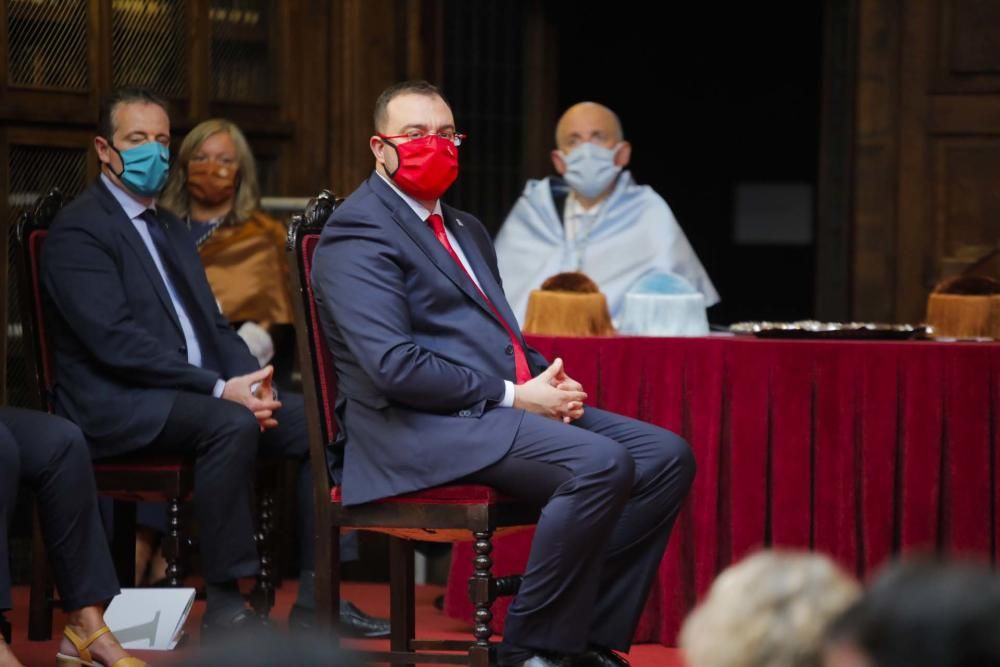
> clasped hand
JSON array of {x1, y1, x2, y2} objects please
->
[
  {"x1": 513, "y1": 358, "x2": 587, "y2": 423},
  {"x1": 222, "y1": 364, "x2": 282, "y2": 430}
]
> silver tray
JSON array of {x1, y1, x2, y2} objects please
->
[{"x1": 729, "y1": 320, "x2": 927, "y2": 340}]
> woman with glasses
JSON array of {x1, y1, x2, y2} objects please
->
[{"x1": 160, "y1": 119, "x2": 294, "y2": 377}]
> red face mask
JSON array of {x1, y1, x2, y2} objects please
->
[{"x1": 380, "y1": 134, "x2": 459, "y2": 201}]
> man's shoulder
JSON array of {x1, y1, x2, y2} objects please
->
[
  {"x1": 500, "y1": 176, "x2": 561, "y2": 230},
  {"x1": 330, "y1": 181, "x2": 375, "y2": 216},
  {"x1": 520, "y1": 175, "x2": 556, "y2": 202},
  {"x1": 611, "y1": 175, "x2": 672, "y2": 217},
  {"x1": 327, "y1": 178, "x2": 387, "y2": 224},
  {"x1": 318, "y1": 180, "x2": 394, "y2": 247},
  {"x1": 50, "y1": 181, "x2": 112, "y2": 234},
  {"x1": 615, "y1": 172, "x2": 665, "y2": 202},
  {"x1": 636, "y1": 186, "x2": 674, "y2": 220}
]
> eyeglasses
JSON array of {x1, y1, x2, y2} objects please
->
[
  {"x1": 190, "y1": 154, "x2": 238, "y2": 168},
  {"x1": 380, "y1": 130, "x2": 467, "y2": 147}
]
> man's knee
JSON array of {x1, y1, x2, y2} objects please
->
[
  {"x1": 576, "y1": 436, "x2": 636, "y2": 497},
  {"x1": 660, "y1": 431, "x2": 696, "y2": 489},
  {"x1": 42, "y1": 416, "x2": 91, "y2": 471},
  {"x1": 212, "y1": 401, "x2": 261, "y2": 455}
]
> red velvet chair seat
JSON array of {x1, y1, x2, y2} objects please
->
[{"x1": 331, "y1": 484, "x2": 509, "y2": 505}]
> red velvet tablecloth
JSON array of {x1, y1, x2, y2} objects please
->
[{"x1": 444, "y1": 335, "x2": 1000, "y2": 645}]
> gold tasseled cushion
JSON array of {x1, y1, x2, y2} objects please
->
[
  {"x1": 522, "y1": 272, "x2": 615, "y2": 337},
  {"x1": 926, "y1": 276, "x2": 1000, "y2": 340}
]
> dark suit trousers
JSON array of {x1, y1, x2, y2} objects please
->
[
  {"x1": 462, "y1": 407, "x2": 695, "y2": 657},
  {"x1": 0, "y1": 408, "x2": 119, "y2": 611},
  {"x1": 135, "y1": 391, "x2": 313, "y2": 583},
  {"x1": 135, "y1": 389, "x2": 357, "y2": 567}
]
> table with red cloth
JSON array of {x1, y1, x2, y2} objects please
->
[{"x1": 444, "y1": 335, "x2": 1000, "y2": 645}]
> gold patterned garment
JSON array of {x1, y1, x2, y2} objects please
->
[{"x1": 196, "y1": 209, "x2": 294, "y2": 327}]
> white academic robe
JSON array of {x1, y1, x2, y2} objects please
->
[{"x1": 495, "y1": 171, "x2": 720, "y2": 324}]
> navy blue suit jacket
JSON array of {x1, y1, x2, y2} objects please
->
[
  {"x1": 41, "y1": 178, "x2": 259, "y2": 458},
  {"x1": 312, "y1": 173, "x2": 549, "y2": 506}
]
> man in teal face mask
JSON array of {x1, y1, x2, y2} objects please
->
[
  {"x1": 495, "y1": 102, "x2": 719, "y2": 325},
  {"x1": 42, "y1": 87, "x2": 389, "y2": 639}
]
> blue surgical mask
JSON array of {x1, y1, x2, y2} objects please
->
[
  {"x1": 560, "y1": 142, "x2": 623, "y2": 198},
  {"x1": 109, "y1": 140, "x2": 170, "y2": 197}
]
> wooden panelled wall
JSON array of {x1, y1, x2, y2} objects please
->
[
  {"x1": 1, "y1": 0, "x2": 556, "y2": 405},
  {"x1": 249, "y1": 0, "x2": 441, "y2": 203},
  {"x1": 849, "y1": 0, "x2": 1000, "y2": 323},
  {"x1": 0, "y1": 0, "x2": 441, "y2": 405}
]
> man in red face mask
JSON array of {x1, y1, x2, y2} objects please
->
[{"x1": 312, "y1": 81, "x2": 695, "y2": 667}]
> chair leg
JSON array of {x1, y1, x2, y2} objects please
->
[
  {"x1": 469, "y1": 529, "x2": 495, "y2": 667},
  {"x1": 389, "y1": 537, "x2": 415, "y2": 667},
  {"x1": 253, "y1": 487, "x2": 275, "y2": 619},
  {"x1": 266, "y1": 476, "x2": 282, "y2": 590},
  {"x1": 112, "y1": 501, "x2": 137, "y2": 588},
  {"x1": 28, "y1": 506, "x2": 53, "y2": 641},
  {"x1": 317, "y1": 524, "x2": 340, "y2": 640},
  {"x1": 271, "y1": 465, "x2": 293, "y2": 589},
  {"x1": 163, "y1": 497, "x2": 183, "y2": 587}
]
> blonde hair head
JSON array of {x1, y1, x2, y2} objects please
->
[
  {"x1": 160, "y1": 118, "x2": 259, "y2": 223},
  {"x1": 680, "y1": 550, "x2": 861, "y2": 667}
]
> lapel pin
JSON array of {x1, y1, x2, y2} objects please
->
[{"x1": 455, "y1": 218, "x2": 464, "y2": 227}]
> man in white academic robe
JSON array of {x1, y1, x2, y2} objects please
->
[{"x1": 495, "y1": 102, "x2": 719, "y2": 324}]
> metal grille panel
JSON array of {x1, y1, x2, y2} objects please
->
[
  {"x1": 6, "y1": 146, "x2": 88, "y2": 407},
  {"x1": 443, "y1": 0, "x2": 526, "y2": 236},
  {"x1": 210, "y1": 0, "x2": 273, "y2": 103},
  {"x1": 6, "y1": 0, "x2": 89, "y2": 89},
  {"x1": 111, "y1": 0, "x2": 187, "y2": 97}
]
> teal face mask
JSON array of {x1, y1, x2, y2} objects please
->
[{"x1": 109, "y1": 140, "x2": 170, "y2": 197}]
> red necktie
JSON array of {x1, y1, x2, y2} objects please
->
[{"x1": 426, "y1": 214, "x2": 532, "y2": 383}]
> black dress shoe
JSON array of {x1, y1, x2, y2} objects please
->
[
  {"x1": 0, "y1": 613, "x2": 11, "y2": 644},
  {"x1": 288, "y1": 600, "x2": 391, "y2": 638},
  {"x1": 201, "y1": 607, "x2": 269, "y2": 642},
  {"x1": 571, "y1": 647, "x2": 630, "y2": 667},
  {"x1": 338, "y1": 600, "x2": 390, "y2": 638}
]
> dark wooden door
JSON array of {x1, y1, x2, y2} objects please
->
[{"x1": 853, "y1": 0, "x2": 1000, "y2": 323}]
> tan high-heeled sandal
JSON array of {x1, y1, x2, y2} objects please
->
[{"x1": 55, "y1": 625, "x2": 146, "y2": 667}]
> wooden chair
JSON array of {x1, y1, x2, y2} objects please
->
[
  {"x1": 287, "y1": 190, "x2": 539, "y2": 666},
  {"x1": 14, "y1": 189, "x2": 276, "y2": 639}
]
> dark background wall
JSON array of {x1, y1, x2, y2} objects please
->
[
  {"x1": 445, "y1": 1, "x2": 825, "y2": 324},
  {"x1": 545, "y1": 2, "x2": 824, "y2": 324}
]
